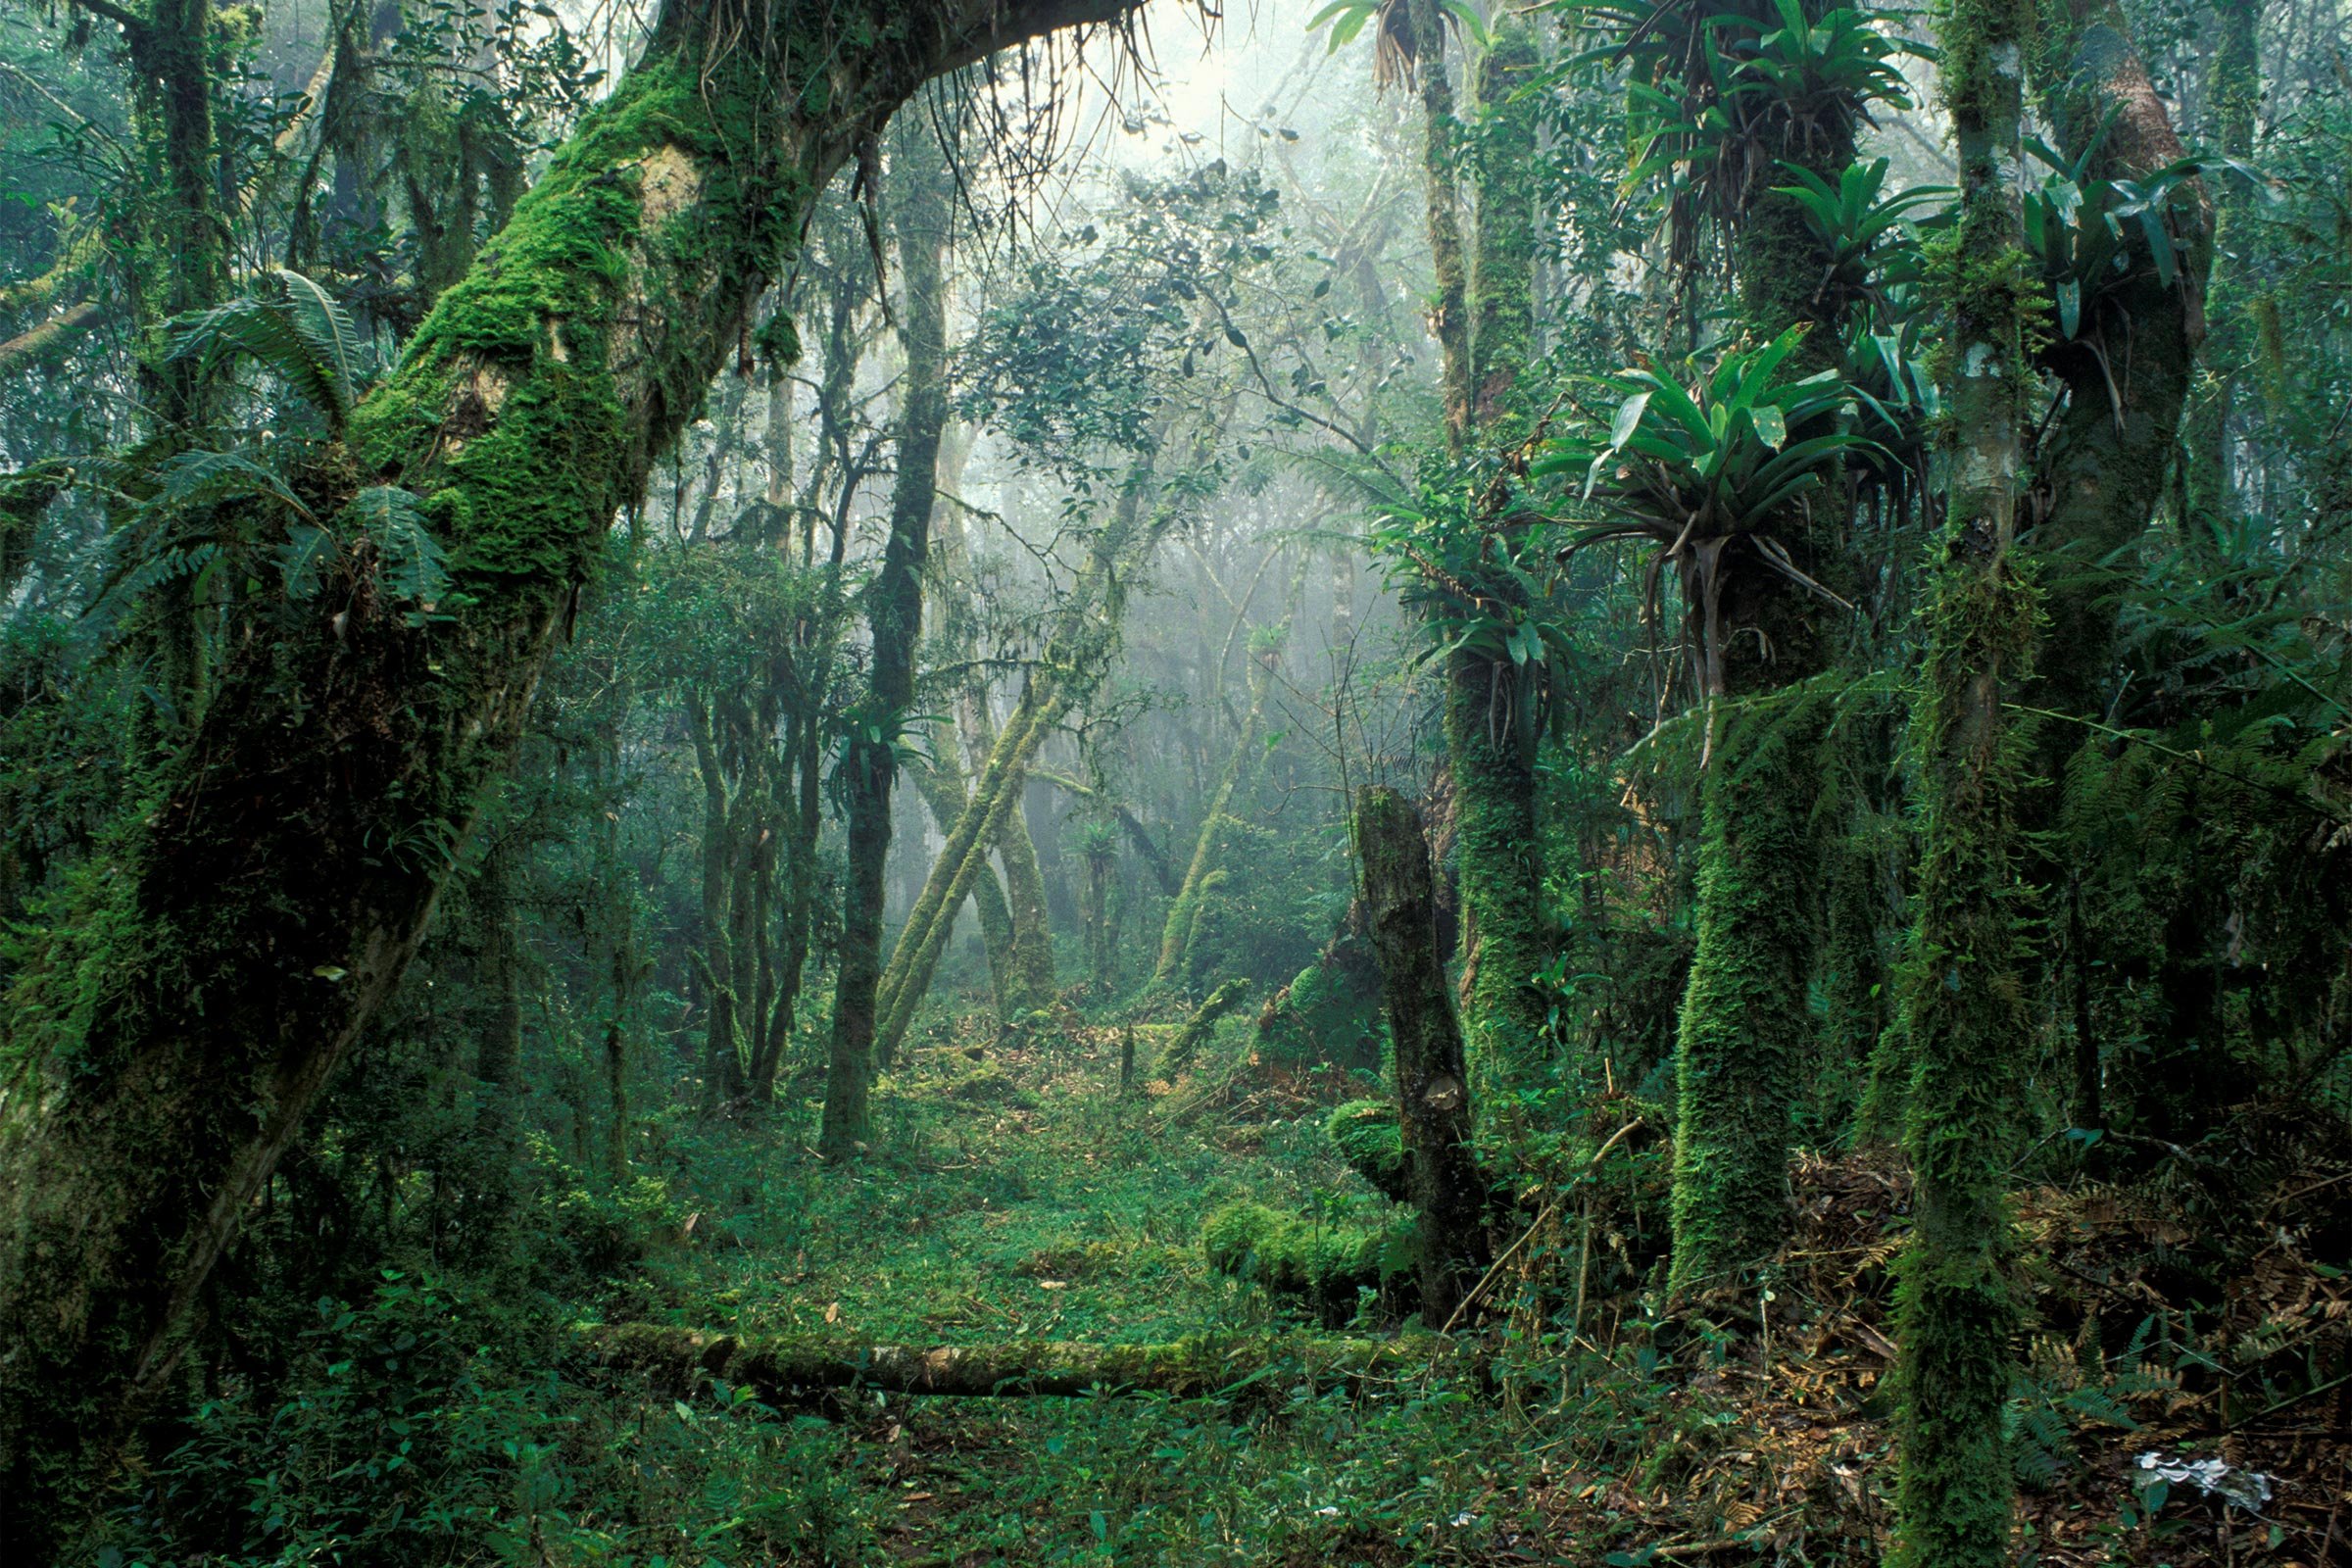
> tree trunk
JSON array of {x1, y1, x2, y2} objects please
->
[
  {"x1": 821, "y1": 112, "x2": 956, "y2": 1157},
  {"x1": 687, "y1": 701, "x2": 747, "y2": 1106},
  {"x1": 0, "y1": 0, "x2": 1140, "y2": 1541},
  {"x1": 584, "y1": 1323, "x2": 1430, "y2": 1401},
  {"x1": 1355, "y1": 786, "x2": 1489, "y2": 1323},
  {"x1": 998, "y1": 790, "x2": 1058, "y2": 1015},
  {"x1": 1663, "y1": 0, "x2": 1862, "y2": 1294},
  {"x1": 1891, "y1": 0, "x2": 2039, "y2": 1555},
  {"x1": 2023, "y1": 0, "x2": 2211, "y2": 739},
  {"x1": 1153, "y1": 649, "x2": 1275, "y2": 989},
  {"x1": 1429, "y1": 15, "x2": 1549, "y2": 1133},
  {"x1": 1403, "y1": 0, "x2": 1472, "y2": 451},
  {"x1": 911, "y1": 758, "x2": 1020, "y2": 1019},
  {"x1": 2180, "y1": 0, "x2": 2261, "y2": 563},
  {"x1": 872, "y1": 443, "x2": 1182, "y2": 1059}
]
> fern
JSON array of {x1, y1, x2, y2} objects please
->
[
  {"x1": 141, "y1": 449, "x2": 314, "y2": 524},
  {"x1": 168, "y1": 269, "x2": 369, "y2": 434},
  {"x1": 339, "y1": 487, "x2": 448, "y2": 616}
]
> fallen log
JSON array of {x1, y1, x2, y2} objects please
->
[{"x1": 580, "y1": 1324, "x2": 1434, "y2": 1400}]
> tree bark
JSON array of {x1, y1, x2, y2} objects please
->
[
  {"x1": 0, "y1": 0, "x2": 1141, "y2": 1542},
  {"x1": 1354, "y1": 785, "x2": 1488, "y2": 1323},
  {"x1": 1153, "y1": 648, "x2": 1276, "y2": 989},
  {"x1": 821, "y1": 112, "x2": 956, "y2": 1157},
  {"x1": 1892, "y1": 0, "x2": 2039, "y2": 1555}
]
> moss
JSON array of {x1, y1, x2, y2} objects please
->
[
  {"x1": 1888, "y1": 0, "x2": 2043, "y2": 1552},
  {"x1": 1257, "y1": 944, "x2": 1385, "y2": 1068},
  {"x1": 1200, "y1": 1201, "x2": 1416, "y2": 1325},
  {"x1": 1326, "y1": 1100, "x2": 1409, "y2": 1202},
  {"x1": 1467, "y1": 15, "x2": 1542, "y2": 431},
  {"x1": 1446, "y1": 649, "x2": 1551, "y2": 1135},
  {"x1": 1667, "y1": 688, "x2": 1828, "y2": 1295},
  {"x1": 1155, "y1": 977, "x2": 1251, "y2": 1076}
]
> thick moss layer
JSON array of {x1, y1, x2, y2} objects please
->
[
  {"x1": 1667, "y1": 691, "x2": 1827, "y2": 1294},
  {"x1": 1327, "y1": 1099, "x2": 1409, "y2": 1201},
  {"x1": 1200, "y1": 1201, "x2": 1415, "y2": 1325}
]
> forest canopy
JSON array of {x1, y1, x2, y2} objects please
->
[{"x1": 0, "y1": 0, "x2": 2346, "y2": 1560}]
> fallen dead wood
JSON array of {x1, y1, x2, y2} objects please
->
[{"x1": 580, "y1": 1324, "x2": 1438, "y2": 1400}]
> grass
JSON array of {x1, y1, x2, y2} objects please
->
[{"x1": 625, "y1": 1007, "x2": 1535, "y2": 1566}]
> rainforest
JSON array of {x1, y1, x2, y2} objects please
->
[{"x1": 0, "y1": 0, "x2": 2346, "y2": 1560}]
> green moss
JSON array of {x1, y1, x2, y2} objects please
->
[
  {"x1": 1257, "y1": 949, "x2": 1384, "y2": 1068},
  {"x1": 1325, "y1": 1100, "x2": 1408, "y2": 1202},
  {"x1": 1200, "y1": 1201, "x2": 1415, "y2": 1324},
  {"x1": 1446, "y1": 649, "x2": 1550, "y2": 1133},
  {"x1": 1667, "y1": 689, "x2": 1828, "y2": 1295},
  {"x1": 1155, "y1": 977, "x2": 1251, "y2": 1076}
]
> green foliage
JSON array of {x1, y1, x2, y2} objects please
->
[
  {"x1": 1770, "y1": 157, "x2": 1948, "y2": 304},
  {"x1": 2018, "y1": 137, "x2": 2231, "y2": 345},
  {"x1": 1567, "y1": 0, "x2": 1917, "y2": 243},
  {"x1": 167, "y1": 268, "x2": 372, "y2": 435},
  {"x1": 1200, "y1": 1200, "x2": 1416, "y2": 1323},
  {"x1": 1326, "y1": 1099, "x2": 1409, "y2": 1201},
  {"x1": 959, "y1": 165, "x2": 1284, "y2": 474},
  {"x1": 1539, "y1": 330, "x2": 1871, "y2": 690}
]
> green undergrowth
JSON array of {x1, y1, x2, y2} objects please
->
[{"x1": 92, "y1": 1007, "x2": 1738, "y2": 1566}]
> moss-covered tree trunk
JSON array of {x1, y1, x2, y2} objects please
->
[
  {"x1": 587, "y1": 1323, "x2": 1429, "y2": 1401},
  {"x1": 998, "y1": 789, "x2": 1058, "y2": 1015},
  {"x1": 1153, "y1": 647, "x2": 1276, "y2": 989},
  {"x1": 2020, "y1": 0, "x2": 2213, "y2": 1140},
  {"x1": 912, "y1": 756, "x2": 1021, "y2": 1019},
  {"x1": 875, "y1": 677, "x2": 1073, "y2": 1057},
  {"x1": 1404, "y1": 0, "x2": 1472, "y2": 450},
  {"x1": 820, "y1": 114, "x2": 956, "y2": 1156},
  {"x1": 1439, "y1": 14, "x2": 1552, "y2": 1128},
  {"x1": 2180, "y1": 0, "x2": 2260, "y2": 562},
  {"x1": 687, "y1": 699, "x2": 749, "y2": 1105},
  {"x1": 1663, "y1": 0, "x2": 1860, "y2": 1294},
  {"x1": 2024, "y1": 0, "x2": 2210, "y2": 734},
  {"x1": 1889, "y1": 0, "x2": 2039, "y2": 1555},
  {"x1": 1355, "y1": 786, "x2": 1489, "y2": 1321},
  {"x1": 0, "y1": 0, "x2": 1139, "y2": 1540},
  {"x1": 872, "y1": 447, "x2": 1179, "y2": 1058}
]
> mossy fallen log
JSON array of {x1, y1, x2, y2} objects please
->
[
  {"x1": 580, "y1": 1323, "x2": 1427, "y2": 1400},
  {"x1": 1155, "y1": 976, "x2": 1251, "y2": 1075},
  {"x1": 1200, "y1": 1200, "x2": 1418, "y2": 1325}
]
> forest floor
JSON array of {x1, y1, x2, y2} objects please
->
[{"x1": 619, "y1": 1010, "x2": 2352, "y2": 1568}]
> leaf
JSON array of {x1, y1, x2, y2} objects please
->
[
  {"x1": 279, "y1": 522, "x2": 339, "y2": 600},
  {"x1": 2056, "y1": 279, "x2": 2082, "y2": 339},
  {"x1": 1750, "y1": 402, "x2": 1787, "y2": 452},
  {"x1": 1608, "y1": 390, "x2": 1652, "y2": 451}
]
